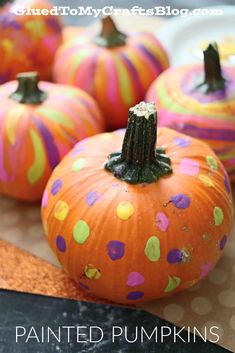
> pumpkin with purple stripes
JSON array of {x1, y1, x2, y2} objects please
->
[
  {"x1": 53, "y1": 16, "x2": 169, "y2": 130},
  {"x1": 0, "y1": 72, "x2": 104, "y2": 201},
  {"x1": 146, "y1": 43, "x2": 235, "y2": 181}
]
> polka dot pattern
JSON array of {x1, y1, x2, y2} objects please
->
[
  {"x1": 214, "y1": 206, "x2": 224, "y2": 226},
  {"x1": 38, "y1": 123, "x2": 233, "y2": 347},
  {"x1": 73, "y1": 220, "x2": 90, "y2": 244},
  {"x1": 107, "y1": 240, "x2": 125, "y2": 261},
  {"x1": 51, "y1": 179, "x2": 62, "y2": 196},
  {"x1": 116, "y1": 201, "x2": 134, "y2": 220},
  {"x1": 180, "y1": 158, "x2": 200, "y2": 176},
  {"x1": 56, "y1": 235, "x2": 66, "y2": 252},
  {"x1": 0, "y1": 177, "x2": 234, "y2": 351},
  {"x1": 144, "y1": 236, "x2": 160, "y2": 262},
  {"x1": 72, "y1": 158, "x2": 85, "y2": 172},
  {"x1": 54, "y1": 201, "x2": 69, "y2": 221}
]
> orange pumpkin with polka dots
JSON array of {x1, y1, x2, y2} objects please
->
[{"x1": 41, "y1": 102, "x2": 233, "y2": 304}]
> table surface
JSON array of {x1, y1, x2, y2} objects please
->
[{"x1": 0, "y1": 15, "x2": 235, "y2": 353}]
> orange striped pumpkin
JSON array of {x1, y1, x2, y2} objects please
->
[
  {"x1": 53, "y1": 16, "x2": 169, "y2": 130},
  {"x1": 0, "y1": 0, "x2": 62, "y2": 83},
  {"x1": 0, "y1": 72, "x2": 104, "y2": 201}
]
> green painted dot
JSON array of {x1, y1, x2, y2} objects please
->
[
  {"x1": 144, "y1": 236, "x2": 160, "y2": 262},
  {"x1": 164, "y1": 276, "x2": 181, "y2": 293},
  {"x1": 73, "y1": 220, "x2": 90, "y2": 244},
  {"x1": 206, "y1": 156, "x2": 218, "y2": 171},
  {"x1": 72, "y1": 158, "x2": 85, "y2": 172},
  {"x1": 213, "y1": 206, "x2": 223, "y2": 226}
]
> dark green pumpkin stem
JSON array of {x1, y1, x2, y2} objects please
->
[
  {"x1": 93, "y1": 16, "x2": 127, "y2": 48},
  {"x1": 197, "y1": 43, "x2": 226, "y2": 93},
  {"x1": 105, "y1": 102, "x2": 172, "y2": 184},
  {"x1": 9, "y1": 72, "x2": 48, "y2": 104}
]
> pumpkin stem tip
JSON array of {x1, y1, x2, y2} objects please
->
[
  {"x1": 93, "y1": 15, "x2": 127, "y2": 48},
  {"x1": 105, "y1": 102, "x2": 172, "y2": 184},
  {"x1": 196, "y1": 42, "x2": 226, "y2": 93},
  {"x1": 9, "y1": 71, "x2": 48, "y2": 104}
]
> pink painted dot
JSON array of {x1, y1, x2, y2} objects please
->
[
  {"x1": 200, "y1": 262, "x2": 213, "y2": 279},
  {"x1": 156, "y1": 212, "x2": 169, "y2": 231},
  {"x1": 127, "y1": 272, "x2": 145, "y2": 287},
  {"x1": 180, "y1": 158, "x2": 200, "y2": 176},
  {"x1": 42, "y1": 190, "x2": 48, "y2": 208}
]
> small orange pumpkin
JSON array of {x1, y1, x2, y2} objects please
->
[
  {"x1": 0, "y1": 0, "x2": 62, "y2": 83},
  {"x1": 53, "y1": 16, "x2": 169, "y2": 130},
  {"x1": 42, "y1": 102, "x2": 233, "y2": 304},
  {"x1": 0, "y1": 72, "x2": 104, "y2": 201}
]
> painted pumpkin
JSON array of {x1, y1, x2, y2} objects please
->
[
  {"x1": 53, "y1": 16, "x2": 169, "y2": 130},
  {"x1": 41, "y1": 102, "x2": 233, "y2": 304},
  {"x1": 146, "y1": 43, "x2": 235, "y2": 181},
  {"x1": 0, "y1": 0, "x2": 62, "y2": 83},
  {"x1": 0, "y1": 72, "x2": 104, "y2": 201}
]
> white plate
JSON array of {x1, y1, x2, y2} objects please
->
[{"x1": 156, "y1": 6, "x2": 235, "y2": 66}]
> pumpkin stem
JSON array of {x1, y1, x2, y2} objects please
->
[
  {"x1": 9, "y1": 72, "x2": 48, "y2": 104},
  {"x1": 105, "y1": 102, "x2": 172, "y2": 184},
  {"x1": 93, "y1": 16, "x2": 127, "y2": 48},
  {"x1": 197, "y1": 43, "x2": 226, "y2": 93}
]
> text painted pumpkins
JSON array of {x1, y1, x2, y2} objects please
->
[
  {"x1": 146, "y1": 43, "x2": 235, "y2": 181},
  {"x1": 42, "y1": 102, "x2": 233, "y2": 304},
  {"x1": 0, "y1": 72, "x2": 104, "y2": 201},
  {"x1": 53, "y1": 16, "x2": 169, "y2": 130},
  {"x1": 0, "y1": 0, "x2": 62, "y2": 83}
]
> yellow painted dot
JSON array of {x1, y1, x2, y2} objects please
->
[
  {"x1": 116, "y1": 201, "x2": 134, "y2": 220},
  {"x1": 198, "y1": 174, "x2": 214, "y2": 187},
  {"x1": 54, "y1": 201, "x2": 69, "y2": 221},
  {"x1": 72, "y1": 158, "x2": 85, "y2": 172},
  {"x1": 84, "y1": 265, "x2": 101, "y2": 279}
]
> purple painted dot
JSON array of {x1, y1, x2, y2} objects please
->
[
  {"x1": 127, "y1": 291, "x2": 144, "y2": 300},
  {"x1": 42, "y1": 189, "x2": 48, "y2": 208},
  {"x1": 56, "y1": 235, "x2": 66, "y2": 252},
  {"x1": 171, "y1": 194, "x2": 190, "y2": 209},
  {"x1": 220, "y1": 235, "x2": 228, "y2": 250},
  {"x1": 224, "y1": 174, "x2": 231, "y2": 193},
  {"x1": 51, "y1": 179, "x2": 62, "y2": 196},
  {"x1": 167, "y1": 249, "x2": 183, "y2": 264},
  {"x1": 79, "y1": 282, "x2": 89, "y2": 290},
  {"x1": 86, "y1": 191, "x2": 100, "y2": 206},
  {"x1": 173, "y1": 137, "x2": 191, "y2": 148},
  {"x1": 107, "y1": 240, "x2": 125, "y2": 261}
]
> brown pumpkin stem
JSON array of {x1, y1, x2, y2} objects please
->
[
  {"x1": 93, "y1": 16, "x2": 127, "y2": 48},
  {"x1": 105, "y1": 102, "x2": 172, "y2": 184},
  {"x1": 196, "y1": 43, "x2": 226, "y2": 93},
  {"x1": 9, "y1": 72, "x2": 48, "y2": 104}
]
